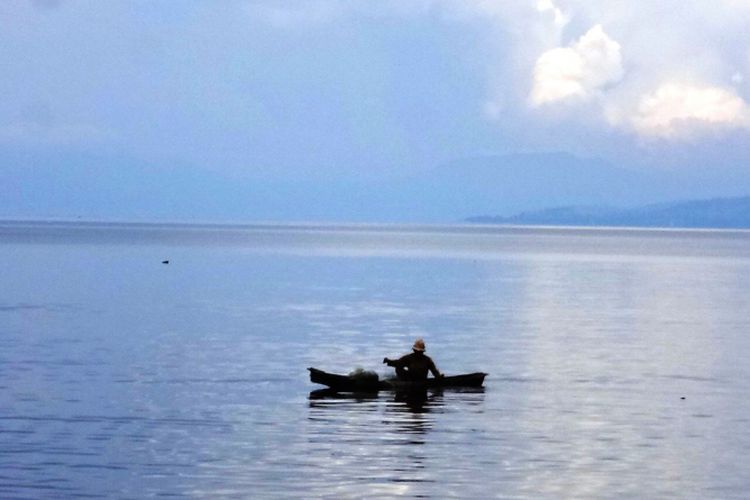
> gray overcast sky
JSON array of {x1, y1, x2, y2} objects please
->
[{"x1": 2, "y1": 1, "x2": 750, "y2": 221}]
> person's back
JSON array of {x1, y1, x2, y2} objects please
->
[{"x1": 383, "y1": 339, "x2": 441, "y2": 381}]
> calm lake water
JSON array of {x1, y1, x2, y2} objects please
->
[{"x1": 2, "y1": 221, "x2": 750, "y2": 498}]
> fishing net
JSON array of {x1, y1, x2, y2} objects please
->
[{"x1": 348, "y1": 367, "x2": 379, "y2": 383}]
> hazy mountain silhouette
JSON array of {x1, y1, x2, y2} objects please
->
[
  {"x1": 467, "y1": 196, "x2": 750, "y2": 229},
  {"x1": 3, "y1": 147, "x2": 750, "y2": 223}
]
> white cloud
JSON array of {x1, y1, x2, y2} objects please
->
[
  {"x1": 630, "y1": 83, "x2": 750, "y2": 138},
  {"x1": 536, "y1": 0, "x2": 568, "y2": 28},
  {"x1": 467, "y1": 0, "x2": 750, "y2": 142},
  {"x1": 530, "y1": 24, "x2": 623, "y2": 106}
]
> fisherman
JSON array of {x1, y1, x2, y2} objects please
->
[{"x1": 383, "y1": 338, "x2": 442, "y2": 381}]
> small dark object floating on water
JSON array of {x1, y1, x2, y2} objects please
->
[
  {"x1": 308, "y1": 367, "x2": 487, "y2": 393},
  {"x1": 162, "y1": 260, "x2": 169, "y2": 264}
]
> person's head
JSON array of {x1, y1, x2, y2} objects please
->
[{"x1": 412, "y1": 338, "x2": 426, "y2": 353}]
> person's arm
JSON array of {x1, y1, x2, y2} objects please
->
[
  {"x1": 428, "y1": 358, "x2": 442, "y2": 378},
  {"x1": 383, "y1": 354, "x2": 407, "y2": 367}
]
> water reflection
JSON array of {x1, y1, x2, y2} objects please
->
[
  {"x1": 392, "y1": 388, "x2": 438, "y2": 416},
  {"x1": 306, "y1": 388, "x2": 486, "y2": 493},
  {"x1": 308, "y1": 388, "x2": 446, "y2": 428},
  {"x1": 471, "y1": 254, "x2": 750, "y2": 498}
]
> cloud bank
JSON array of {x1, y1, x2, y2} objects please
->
[
  {"x1": 519, "y1": 0, "x2": 750, "y2": 140},
  {"x1": 632, "y1": 83, "x2": 750, "y2": 138},
  {"x1": 530, "y1": 24, "x2": 623, "y2": 106},
  {"x1": 2, "y1": 0, "x2": 750, "y2": 182}
]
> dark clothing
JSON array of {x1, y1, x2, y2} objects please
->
[{"x1": 385, "y1": 352, "x2": 440, "y2": 381}]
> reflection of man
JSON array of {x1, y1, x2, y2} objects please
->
[{"x1": 383, "y1": 338, "x2": 442, "y2": 381}]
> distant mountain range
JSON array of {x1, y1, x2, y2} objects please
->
[
  {"x1": 466, "y1": 196, "x2": 750, "y2": 229},
  {"x1": 3, "y1": 146, "x2": 750, "y2": 223}
]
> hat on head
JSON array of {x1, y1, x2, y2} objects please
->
[{"x1": 412, "y1": 338, "x2": 426, "y2": 352}]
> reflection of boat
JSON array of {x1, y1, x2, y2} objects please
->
[
  {"x1": 308, "y1": 367, "x2": 487, "y2": 393},
  {"x1": 309, "y1": 387, "x2": 378, "y2": 400}
]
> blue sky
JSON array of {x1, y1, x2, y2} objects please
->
[{"x1": 2, "y1": 1, "x2": 750, "y2": 221}]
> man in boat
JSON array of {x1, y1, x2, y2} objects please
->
[{"x1": 383, "y1": 338, "x2": 442, "y2": 381}]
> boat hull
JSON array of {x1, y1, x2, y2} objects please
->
[{"x1": 308, "y1": 367, "x2": 487, "y2": 393}]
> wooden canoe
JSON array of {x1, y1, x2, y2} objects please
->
[{"x1": 308, "y1": 367, "x2": 487, "y2": 393}]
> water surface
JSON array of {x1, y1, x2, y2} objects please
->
[{"x1": 2, "y1": 221, "x2": 750, "y2": 498}]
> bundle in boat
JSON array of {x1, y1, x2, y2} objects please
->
[{"x1": 308, "y1": 367, "x2": 487, "y2": 392}]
